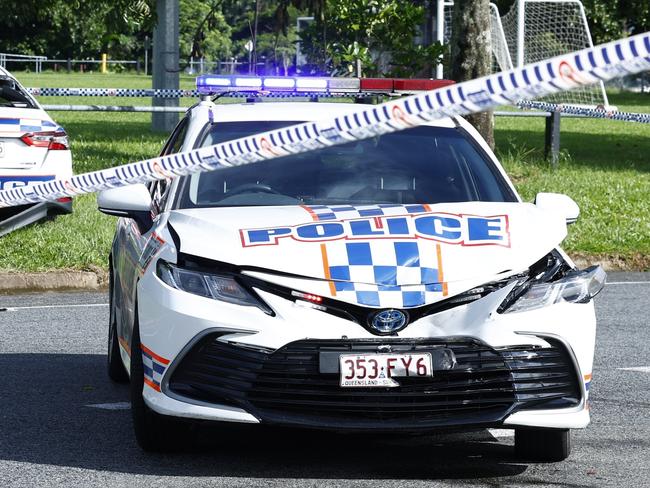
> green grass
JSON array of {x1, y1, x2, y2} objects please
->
[
  {"x1": 495, "y1": 93, "x2": 650, "y2": 259},
  {"x1": 0, "y1": 71, "x2": 648, "y2": 272}
]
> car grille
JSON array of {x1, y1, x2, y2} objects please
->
[{"x1": 167, "y1": 335, "x2": 581, "y2": 430}]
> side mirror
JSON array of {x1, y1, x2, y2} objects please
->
[
  {"x1": 534, "y1": 192, "x2": 580, "y2": 225},
  {"x1": 98, "y1": 184, "x2": 153, "y2": 233}
]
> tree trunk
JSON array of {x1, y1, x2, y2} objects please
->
[{"x1": 450, "y1": 0, "x2": 494, "y2": 149}]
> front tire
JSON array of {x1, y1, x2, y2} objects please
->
[
  {"x1": 515, "y1": 428, "x2": 571, "y2": 462},
  {"x1": 130, "y1": 311, "x2": 185, "y2": 451}
]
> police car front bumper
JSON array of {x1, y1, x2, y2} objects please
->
[{"x1": 136, "y1": 265, "x2": 595, "y2": 431}]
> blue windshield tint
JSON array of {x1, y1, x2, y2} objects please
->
[{"x1": 175, "y1": 121, "x2": 515, "y2": 208}]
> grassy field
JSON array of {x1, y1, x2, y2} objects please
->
[{"x1": 0, "y1": 71, "x2": 648, "y2": 272}]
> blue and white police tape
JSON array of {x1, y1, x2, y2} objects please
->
[
  {"x1": 1, "y1": 31, "x2": 649, "y2": 209},
  {"x1": 26, "y1": 88, "x2": 199, "y2": 98},
  {"x1": 516, "y1": 99, "x2": 650, "y2": 124}
]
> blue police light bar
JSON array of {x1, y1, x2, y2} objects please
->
[
  {"x1": 197, "y1": 75, "x2": 328, "y2": 94},
  {"x1": 195, "y1": 74, "x2": 452, "y2": 96},
  {"x1": 264, "y1": 77, "x2": 296, "y2": 89}
]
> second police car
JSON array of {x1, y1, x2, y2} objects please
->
[
  {"x1": 99, "y1": 75, "x2": 605, "y2": 461},
  {"x1": 0, "y1": 67, "x2": 72, "y2": 235}
]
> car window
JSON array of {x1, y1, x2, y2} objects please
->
[
  {"x1": 0, "y1": 76, "x2": 35, "y2": 108},
  {"x1": 151, "y1": 117, "x2": 190, "y2": 213},
  {"x1": 160, "y1": 117, "x2": 190, "y2": 157},
  {"x1": 174, "y1": 121, "x2": 516, "y2": 209}
]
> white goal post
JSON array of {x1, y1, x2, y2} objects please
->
[{"x1": 437, "y1": 0, "x2": 609, "y2": 107}]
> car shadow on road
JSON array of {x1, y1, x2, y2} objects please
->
[{"x1": 0, "y1": 353, "x2": 528, "y2": 480}]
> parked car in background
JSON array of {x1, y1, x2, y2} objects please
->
[{"x1": 0, "y1": 67, "x2": 72, "y2": 236}]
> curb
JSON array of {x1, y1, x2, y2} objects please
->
[{"x1": 0, "y1": 270, "x2": 108, "y2": 293}]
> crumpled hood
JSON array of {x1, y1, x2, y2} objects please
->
[{"x1": 168, "y1": 202, "x2": 567, "y2": 307}]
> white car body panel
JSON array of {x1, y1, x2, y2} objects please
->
[{"x1": 0, "y1": 67, "x2": 72, "y2": 190}]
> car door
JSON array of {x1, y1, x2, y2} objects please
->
[{"x1": 114, "y1": 116, "x2": 190, "y2": 348}]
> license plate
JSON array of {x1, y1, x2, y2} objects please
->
[
  {"x1": 0, "y1": 142, "x2": 4, "y2": 158},
  {"x1": 339, "y1": 353, "x2": 432, "y2": 388}
]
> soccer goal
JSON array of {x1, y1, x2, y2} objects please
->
[{"x1": 437, "y1": 0, "x2": 609, "y2": 107}]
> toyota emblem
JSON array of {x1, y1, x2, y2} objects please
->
[{"x1": 370, "y1": 309, "x2": 408, "y2": 334}]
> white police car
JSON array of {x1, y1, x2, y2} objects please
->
[
  {"x1": 98, "y1": 75, "x2": 605, "y2": 461},
  {"x1": 0, "y1": 67, "x2": 72, "y2": 235}
]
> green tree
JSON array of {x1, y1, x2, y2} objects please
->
[
  {"x1": 0, "y1": 0, "x2": 154, "y2": 61},
  {"x1": 298, "y1": 0, "x2": 445, "y2": 77},
  {"x1": 179, "y1": 0, "x2": 232, "y2": 63},
  {"x1": 450, "y1": 0, "x2": 494, "y2": 148}
]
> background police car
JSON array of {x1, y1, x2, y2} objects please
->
[{"x1": 0, "y1": 67, "x2": 72, "y2": 235}]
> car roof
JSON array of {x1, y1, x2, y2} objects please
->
[{"x1": 191, "y1": 100, "x2": 458, "y2": 128}]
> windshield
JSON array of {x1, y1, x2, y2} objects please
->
[{"x1": 174, "y1": 120, "x2": 516, "y2": 209}]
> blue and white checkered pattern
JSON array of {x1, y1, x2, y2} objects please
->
[
  {"x1": 27, "y1": 87, "x2": 199, "y2": 98},
  {"x1": 327, "y1": 240, "x2": 443, "y2": 308},
  {"x1": 142, "y1": 347, "x2": 167, "y2": 390},
  {"x1": 306, "y1": 204, "x2": 429, "y2": 221},
  {"x1": 0, "y1": 117, "x2": 60, "y2": 134},
  {"x1": 517, "y1": 100, "x2": 650, "y2": 124}
]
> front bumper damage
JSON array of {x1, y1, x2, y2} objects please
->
[{"x1": 136, "y1": 266, "x2": 596, "y2": 432}]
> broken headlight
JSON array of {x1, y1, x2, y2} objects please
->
[{"x1": 499, "y1": 265, "x2": 606, "y2": 314}]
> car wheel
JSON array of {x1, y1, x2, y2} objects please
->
[
  {"x1": 130, "y1": 310, "x2": 185, "y2": 451},
  {"x1": 515, "y1": 428, "x2": 571, "y2": 462},
  {"x1": 107, "y1": 272, "x2": 129, "y2": 382}
]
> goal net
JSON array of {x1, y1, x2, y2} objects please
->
[
  {"x1": 438, "y1": 0, "x2": 609, "y2": 107},
  {"x1": 440, "y1": 2, "x2": 512, "y2": 74}
]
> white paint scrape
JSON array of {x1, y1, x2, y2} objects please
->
[
  {"x1": 86, "y1": 402, "x2": 131, "y2": 410},
  {"x1": 488, "y1": 429, "x2": 514, "y2": 438},
  {"x1": 618, "y1": 367, "x2": 650, "y2": 373}
]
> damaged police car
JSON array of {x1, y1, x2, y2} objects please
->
[{"x1": 98, "y1": 75, "x2": 605, "y2": 461}]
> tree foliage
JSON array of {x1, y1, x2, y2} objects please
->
[
  {"x1": 298, "y1": 0, "x2": 444, "y2": 77},
  {"x1": 179, "y1": 0, "x2": 231, "y2": 62},
  {"x1": 0, "y1": 0, "x2": 154, "y2": 59}
]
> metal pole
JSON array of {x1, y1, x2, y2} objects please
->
[
  {"x1": 144, "y1": 35, "x2": 150, "y2": 76},
  {"x1": 435, "y1": 0, "x2": 445, "y2": 79},
  {"x1": 516, "y1": 0, "x2": 525, "y2": 68},
  {"x1": 544, "y1": 110, "x2": 561, "y2": 167},
  {"x1": 152, "y1": 0, "x2": 180, "y2": 132}
]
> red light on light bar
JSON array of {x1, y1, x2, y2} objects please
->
[
  {"x1": 291, "y1": 290, "x2": 323, "y2": 303},
  {"x1": 393, "y1": 79, "x2": 455, "y2": 91},
  {"x1": 359, "y1": 78, "x2": 394, "y2": 91}
]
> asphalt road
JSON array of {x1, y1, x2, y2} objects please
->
[{"x1": 0, "y1": 272, "x2": 648, "y2": 488}]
